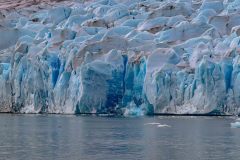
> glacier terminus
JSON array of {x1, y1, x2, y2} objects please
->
[{"x1": 0, "y1": 0, "x2": 240, "y2": 115}]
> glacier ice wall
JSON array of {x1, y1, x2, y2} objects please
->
[{"x1": 1, "y1": 0, "x2": 240, "y2": 115}]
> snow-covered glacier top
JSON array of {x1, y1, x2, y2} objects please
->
[{"x1": 0, "y1": 0, "x2": 240, "y2": 115}]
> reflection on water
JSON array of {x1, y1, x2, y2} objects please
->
[{"x1": 0, "y1": 114, "x2": 239, "y2": 160}]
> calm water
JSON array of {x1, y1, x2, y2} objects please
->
[{"x1": 0, "y1": 114, "x2": 239, "y2": 160}]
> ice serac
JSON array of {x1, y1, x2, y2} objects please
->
[
  {"x1": 77, "y1": 49, "x2": 125, "y2": 113},
  {"x1": 1, "y1": 0, "x2": 240, "y2": 115}
]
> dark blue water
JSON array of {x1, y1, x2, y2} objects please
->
[{"x1": 0, "y1": 114, "x2": 239, "y2": 160}]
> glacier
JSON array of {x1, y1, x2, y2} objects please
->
[{"x1": 1, "y1": 0, "x2": 240, "y2": 115}]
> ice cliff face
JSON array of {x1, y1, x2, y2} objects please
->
[{"x1": 1, "y1": 0, "x2": 240, "y2": 115}]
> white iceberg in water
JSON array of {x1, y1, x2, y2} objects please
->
[
  {"x1": 144, "y1": 122, "x2": 171, "y2": 127},
  {"x1": 230, "y1": 117, "x2": 240, "y2": 128},
  {"x1": 231, "y1": 122, "x2": 240, "y2": 128},
  {"x1": 157, "y1": 124, "x2": 171, "y2": 128}
]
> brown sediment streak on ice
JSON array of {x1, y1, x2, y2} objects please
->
[{"x1": 0, "y1": 0, "x2": 70, "y2": 10}]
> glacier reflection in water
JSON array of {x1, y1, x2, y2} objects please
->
[{"x1": 0, "y1": 115, "x2": 239, "y2": 160}]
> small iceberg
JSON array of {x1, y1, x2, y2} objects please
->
[
  {"x1": 144, "y1": 122, "x2": 171, "y2": 128},
  {"x1": 157, "y1": 124, "x2": 171, "y2": 128},
  {"x1": 231, "y1": 122, "x2": 240, "y2": 128}
]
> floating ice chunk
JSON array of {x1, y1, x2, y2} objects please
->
[
  {"x1": 157, "y1": 124, "x2": 171, "y2": 128},
  {"x1": 144, "y1": 122, "x2": 171, "y2": 127},
  {"x1": 231, "y1": 122, "x2": 240, "y2": 128}
]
